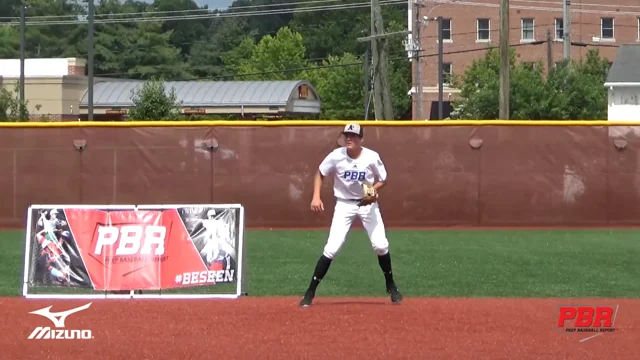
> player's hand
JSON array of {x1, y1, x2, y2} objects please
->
[{"x1": 310, "y1": 197, "x2": 324, "y2": 212}]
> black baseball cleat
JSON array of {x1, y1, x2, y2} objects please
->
[
  {"x1": 299, "y1": 290, "x2": 315, "y2": 307},
  {"x1": 386, "y1": 283, "x2": 403, "y2": 304}
]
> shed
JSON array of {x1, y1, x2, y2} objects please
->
[
  {"x1": 78, "y1": 80, "x2": 321, "y2": 119},
  {"x1": 604, "y1": 44, "x2": 640, "y2": 121}
]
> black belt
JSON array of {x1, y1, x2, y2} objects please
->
[{"x1": 338, "y1": 198, "x2": 365, "y2": 206}]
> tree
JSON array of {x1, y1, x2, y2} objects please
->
[
  {"x1": 0, "y1": 0, "x2": 415, "y2": 119},
  {"x1": 544, "y1": 50, "x2": 610, "y2": 120},
  {"x1": 64, "y1": 0, "x2": 187, "y2": 80},
  {"x1": 0, "y1": 84, "x2": 30, "y2": 121},
  {"x1": 188, "y1": 16, "x2": 258, "y2": 79},
  {"x1": 22, "y1": 0, "x2": 83, "y2": 58},
  {"x1": 450, "y1": 48, "x2": 503, "y2": 119},
  {"x1": 0, "y1": 27, "x2": 19, "y2": 58},
  {"x1": 303, "y1": 53, "x2": 365, "y2": 119},
  {"x1": 148, "y1": 0, "x2": 212, "y2": 59},
  {"x1": 127, "y1": 78, "x2": 182, "y2": 120},
  {"x1": 450, "y1": 47, "x2": 608, "y2": 120},
  {"x1": 225, "y1": 27, "x2": 308, "y2": 81},
  {"x1": 385, "y1": 20, "x2": 411, "y2": 120}
]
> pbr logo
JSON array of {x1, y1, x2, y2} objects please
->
[
  {"x1": 27, "y1": 303, "x2": 94, "y2": 340},
  {"x1": 556, "y1": 304, "x2": 619, "y2": 342}
]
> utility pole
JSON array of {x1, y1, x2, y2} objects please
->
[
  {"x1": 363, "y1": 43, "x2": 371, "y2": 119},
  {"x1": 357, "y1": 0, "x2": 408, "y2": 120},
  {"x1": 413, "y1": 1, "x2": 423, "y2": 120},
  {"x1": 437, "y1": 16, "x2": 444, "y2": 120},
  {"x1": 371, "y1": 0, "x2": 392, "y2": 120},
  {"x1": 87, "y1": 0, "x2": 95, "y2": 121},
  {"x1": 546, "y1": 28, "x2": 553, "y2": 74},
  {"x1": 19, "y1": 4, "x2": 26, "y2": 121},
  {"x1": 499, "y1": 0, "x2": 509, "y2": 120},
  {"x1": 562, "y1": 0, "x2": 571, "y2": 60}
]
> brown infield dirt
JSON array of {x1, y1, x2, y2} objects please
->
[{"x1": 1, "y1": 297, "x2": 638, "y2": 360}]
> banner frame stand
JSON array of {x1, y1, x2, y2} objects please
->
[{"x1": 22, "y1": 204, "x2": 246, "y2": 300}]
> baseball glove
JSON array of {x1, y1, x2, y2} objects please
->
[{"x1": 358, "y1": 184, "x2": 378, "y2": 206}]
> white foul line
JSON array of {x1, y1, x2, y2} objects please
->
[{"x1": 580, "y1": 333, "x2": 604, "y2": 342}]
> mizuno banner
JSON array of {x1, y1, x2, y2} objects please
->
[{"x1": 26, "y1": 206, "x2": 239, "y2": 291}]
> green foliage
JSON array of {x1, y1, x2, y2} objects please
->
[
  {"x1": 302, "y1": 53, "x2": 365, "y2": 120},
  {"x1": 385, "y1": 20, "x2": 411, "y2": 120},
  {"x1": 452, "y1": 48, "x2": 610, "y2": 120},
  {"x1": 543, "y1": 51, "x2": 610, "y2": 120},
  {"x1": 226, "y1": 27, "x2": 308, "y2": 81},
  {"x1": 0, "y1": 27, "x2": 20, "y2": 58},
  {"x1": 0, "y1": 0, "x2": 414, "y2": 119},
  {"x1": 127, "y1": 78, "x2": 182, "y2": 121},
  {"x1": 0, "y1": 84, "x2": 30, "y2": 122}
]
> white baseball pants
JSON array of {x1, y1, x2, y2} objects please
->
[{"x1": 322, "y1": 198, "x2": 390, "y2": 259}]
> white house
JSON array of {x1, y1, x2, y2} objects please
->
[{"x1": 605, "y1": 44, "x2": 640, "y2": 121}]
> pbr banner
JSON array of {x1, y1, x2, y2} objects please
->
[{"x1": 27, "y1": 206, "x2": 239, "y2": 291}]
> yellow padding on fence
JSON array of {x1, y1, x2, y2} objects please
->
[{"x1": 2, "y1": 120, "x2": 640, "y2": 128}]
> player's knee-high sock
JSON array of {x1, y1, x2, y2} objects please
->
[
  {"x1": 307, "y1": 255, "x2": 332, "y2": 292},
  {"x1": 377, "y1": 252, "x2": 395, "y2": 285}
]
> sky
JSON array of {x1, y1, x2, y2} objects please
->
[{"x1": 196, "y1": 0, "x2": 235, "y2": 9}]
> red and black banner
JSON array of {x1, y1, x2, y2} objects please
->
[{"x1": 27, "y1": 206, "x2": 239, "y2": 291}]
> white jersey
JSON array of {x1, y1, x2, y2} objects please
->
[{"x1": 318, "y1": 146, "x2": 388, "y2": 200}]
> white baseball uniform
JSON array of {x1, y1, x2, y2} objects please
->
[{"x1": 318, "y1": 146, "x2": 390, "y2": 259}]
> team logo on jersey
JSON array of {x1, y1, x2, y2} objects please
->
[{"x1": 343, "y1": 171, "x2": 366, "y2": 181}]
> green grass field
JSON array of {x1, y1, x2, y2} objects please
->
[{"x1": 1, "y1": 229, "x2": 639, "y2": 298}]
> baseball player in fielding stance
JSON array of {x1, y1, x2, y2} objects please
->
[{"x1": 299, "y1": 123, "x2": 402, "y2": 307}]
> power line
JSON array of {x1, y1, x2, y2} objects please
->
[
  {"x1": 3, "y1": 0, "x2": 637, "y2": 29},
  {"x1": 4, "y1": 0, "x2": 637, "y2": 22},
  {"x1": 7, "y1": 21, "x2": 615, "y2": 69},
  {"x1": 494, "y1": 0, "x2": 640, "y2": 10},
  {"x1": 429, "y1": 0, "x2": 640, "y2": 16},
  {"x1": 0, "y1": 0, "x2": 350, "y2": 21},
  {"x1": 1, "y1": 0, "x2": 407, "y2": 26},
  {"x1": 93, "y1": 41, "x2": 547, "y2": 79}
]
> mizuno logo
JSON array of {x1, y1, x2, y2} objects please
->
[
  {"x1": 29, "y1": 302, "x2": 92, "y2": 328},
  {"x1": 27, "y1": 303, "x2": 94, "y2": 340}
]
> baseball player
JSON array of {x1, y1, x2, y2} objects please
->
[{"x1": 299, "y1": 122, "x2": 402, "y2": 307}]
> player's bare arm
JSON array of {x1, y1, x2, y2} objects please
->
[
  {"x1": 373, "y1": 181, "x2": 386, "y2": 192},
  {"x1": 310, "y1": 170, "x2": 325, "y2": 212}
]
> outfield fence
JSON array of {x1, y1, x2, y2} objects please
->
[{"x1": 2, "y1": 120, "x2": 640, "y2": 228}]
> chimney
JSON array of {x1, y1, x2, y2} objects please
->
[{"x1": 67, "y1": 57, "x2": 87, "y2": 76}]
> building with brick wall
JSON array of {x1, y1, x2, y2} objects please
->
[
  {"x1": 410, "y1": 0, "x2": 640, "y2": 120},
  {"x1": 0, "y1": 57, "x2": 101, "y2": 121},
  {"x1": 0, "y1": 57, "x2": 322, "y2": 121}
]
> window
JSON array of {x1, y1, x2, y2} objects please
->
[
  {"x1": 555, "y1": 18, "x2": 563, "y2": 41},
  {"x1": 521, "y1": 18, "x2": 535, "y2": 41},
  {"x1": 601, "y1": 17, "x2": 614, "y2": 40},
  {"x1": 523, "y1": 62, "x2": 536, "y2": 70},
  {"x1": 441, "y1": 19, "x2": 452, "y2": 41},
  {"x1": 477, "y1": 19, "x2": 490, "y2": 41},
  {"x1": 442, "y1": 63, "x2": 452, "y2": 85}
]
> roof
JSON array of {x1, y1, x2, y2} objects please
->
[
  {"x1": 605, "y1": 44, "x2": 640, "y2": 85},
  {"x1": 0, "y1": 58, "x2": 82, "y2": 77},
  {"x1": 79, "y1": 80, "x2": 318, "y2": 108}
]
